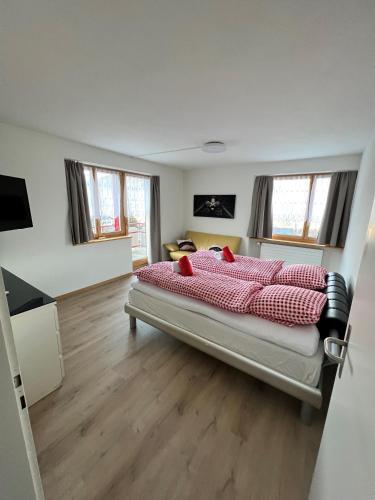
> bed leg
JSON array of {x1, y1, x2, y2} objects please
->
[
  {"x1": 129, "y1": 315, "x2": 137, "y2": 331},
  {"x1": 300, "y1": 401, "x2": 313, "y2": 425}
]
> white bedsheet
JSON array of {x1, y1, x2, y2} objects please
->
[
  {"x1": 131, "y1": 281, "x2": 320, "y2": 357},
  {"x1": 128, "y1": 286, "x2": 323, "y2": 387}
]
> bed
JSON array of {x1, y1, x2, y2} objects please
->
[{"x1": 124, "y1": 271, "x2": 349, "y2": 423}]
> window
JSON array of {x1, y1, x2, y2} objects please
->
[
  {"x1": 84, "y1": 166, "x2": 125, "y2": 238},
  {"x1": 83, "y1": 165, "x2": 150, "y2": 263},
  {"x1": 272, "y1": 174, "x2": 331, "y2": 243},
  {"x1": 125, "y1": 174, "x2": 150, "y2": 263}
]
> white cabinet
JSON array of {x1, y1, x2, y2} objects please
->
[{"x1": 11, "y1": 302, "x2": 64, "y2": 406}]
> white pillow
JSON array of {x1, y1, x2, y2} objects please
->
[{"x1": 171, "y1": 261, "x2": 180, "y2": 273}]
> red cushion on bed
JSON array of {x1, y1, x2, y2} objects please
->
[
  {"x1": 178, "y1": 255, "x2": 194, "y2": 276},
  {"x1": 222, "y1": 246, "x2": 235, "y2": 262},
  {"x1": 249, "y1": 285, "x2": 327, "y2": 326},
  {"x1": 275, "y1": 264, "x2": 327, "y2": 290}
]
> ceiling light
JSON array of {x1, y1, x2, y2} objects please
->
[{"x1": 202, "y1": 141, "x2": 226, "y2": 154}]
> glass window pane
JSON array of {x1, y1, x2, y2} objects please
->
[
  {"x1": 308, "y1": 175, "x2": 331, "y2": 239},
  {"x1": 272, "y1": 176, "x2": 310, "y2": 237},
  {"x1": 83, "y1": 167, "x2": 97, "y2": 236},
  {"x1": 96, "y1": 169, "x2": 121, "y2": 234},
  {"x1": 126, "y1": 175, "x2": 149, "y2": 261}
]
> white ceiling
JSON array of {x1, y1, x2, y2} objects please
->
[{"x1": 1, "y1": 0, "x2": 375, "y2": 168}]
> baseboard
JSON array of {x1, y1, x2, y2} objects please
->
[{"x1": 55, "y1": 272, "x2": 133, "y2": 300}]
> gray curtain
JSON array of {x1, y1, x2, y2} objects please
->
[
  {"x1": 247, "y1": 176, "x2": 274, "y2": 238},
  {"x1": 65, "y1": 159, "x2": 93, "y2": 245},
  {"x1": 318, "y1": 170, "x2": 357, "y2": 247},
  {"x1": 150, "y1": 176, "x2": 162, "y2": 263}
]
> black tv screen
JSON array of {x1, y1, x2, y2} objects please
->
[{"x1": 0, "y1": 175, "x2": 33, "y2": 232}]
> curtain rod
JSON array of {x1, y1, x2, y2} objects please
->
[
  {"x1": 271, "y1": 169, "x2": 357, "y2": 179},
  {"x1": 65, "y1": 158, "x2": 152, "y2": 178},
  {"x1": 271, "y1": 172, "x2": 332, "y2": 179}
]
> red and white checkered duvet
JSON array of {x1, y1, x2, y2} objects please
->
[
  {"x1": 134, "y1": 262, "x2": 327, "y2": 326},
  {"x1": 134, "y1": 262, "x2": 263, "y2": 314},
  {"x1": 189, "y1": 250, "x2": 284, "y2": 286}
]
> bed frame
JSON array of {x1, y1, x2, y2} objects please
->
[{"x1": 124, "y1": 272, "x2": 349, "y2": 424}]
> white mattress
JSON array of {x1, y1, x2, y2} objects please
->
[
  {"x1": 131, "y1": 281, "x2": 320, "y2": 356},
  {"x1": 128, "y1": 283, "x2": 324, "y2": 387}
]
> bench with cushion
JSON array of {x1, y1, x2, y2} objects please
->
[{"x1": 164, "y1": 230, "x2": 241, "y2": 261}]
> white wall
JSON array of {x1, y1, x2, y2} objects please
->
[
  {"x1": 0, "y1": 123, "x2": 184, "y2": 296},
  {"x1": 183, "y1": 154, "x2": 361, "y2": 272},
  {"x1": 340, "y1": 134, "x2": 375, "y2": 294}
]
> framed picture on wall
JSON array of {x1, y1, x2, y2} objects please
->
[{"x1": 193, "y1": 195, "x2": 236, "y2": 219}]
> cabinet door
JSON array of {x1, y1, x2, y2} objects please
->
[{"x1": 11, "y1": 303, "x2": 62, "y2": 406}]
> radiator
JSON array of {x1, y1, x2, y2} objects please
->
[{"x1": 259, "y1": 242, "x2": 323, "y2": 266}]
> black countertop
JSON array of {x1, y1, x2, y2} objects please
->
[{"x1": 2, "y1": 268, "x2": 55, "y2": 316}]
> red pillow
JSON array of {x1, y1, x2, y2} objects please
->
[
  {"x1": 275, "y1": 264, "x2": 327, "y2": 290},
  {"x1": 249, "y1": 285, "x2": 327, "y2": 326},
  {"x1": 222, "y1": 246, "x2": 235, "y2": 263},
  {"x1": 178, "y1": 255, "x2": 193, "y2": 276}
]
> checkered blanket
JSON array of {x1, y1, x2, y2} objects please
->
[
  {"x1": 134, "y1": 260, "x2": 327, "y2": 325},
  {"x1": 134, "y1": 262, "x2": 263, "y2": 313},
  {"x1": 189, "y1": 251, "x2": 284, "y2": 286}
]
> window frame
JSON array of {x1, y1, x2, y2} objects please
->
[
  {"x1": 83, "y1": 163, "x2": 149, "y2": 242},
  {"x1": 271, "y1": 173, "x2": 331, "y2": 245}
]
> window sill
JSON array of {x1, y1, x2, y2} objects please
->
[
  {"x1": 85, "y1": 235, "x2": 133, "y2": 244},
  {"x1": 252, "y1": 237, "x2": 343, "y2": 251},
  {"x1": 133, "y1": 258, "x2": 148, "y2": 270}
]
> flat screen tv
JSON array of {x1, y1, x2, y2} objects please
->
[{"x1": 0, "y1": 175, "x2": 33, "y2": 232}]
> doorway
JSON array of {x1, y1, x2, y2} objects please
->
[{"x1": 125, "y1": 174, "x2": 150, "y2": 268}]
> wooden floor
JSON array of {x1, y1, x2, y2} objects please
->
[{"x1": 30, "y1": 276, "x2": 325, "y2": 500}]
